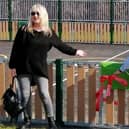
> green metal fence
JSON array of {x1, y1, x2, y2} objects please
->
[{"x1": 1, "y1": 0, "x2": 129, "y2": 44}]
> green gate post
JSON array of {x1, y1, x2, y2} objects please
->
[
  {"x1": 8, "y1": 0, "x2": 12, "y2": 41},
  {"x1": 58, "y1": 0, "x2": 62, "y2": 39},
  {"x1": 55, "y1": 59, "x2": 64, "y2": 125},
  {"x1": 110, "y1": 0, "x2": 114, "y2": 44}
]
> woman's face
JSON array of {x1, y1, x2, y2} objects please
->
[{"x1": 31, "y1": 11, "x2": 41, "y2": 25}]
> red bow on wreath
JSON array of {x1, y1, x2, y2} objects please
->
[{"x1": 96, "y1": 75, "x2": 128, "y2": 111}]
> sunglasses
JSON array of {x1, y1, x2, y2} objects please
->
[{"x1": 31, "y1": 12, "x2": 39, "y2": 16}]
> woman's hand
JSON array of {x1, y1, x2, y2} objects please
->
[
  {"x1": 76, "y1": 50, "x2": 87, "y2": 57},
  {"x1": 11, "y1": 68, "x2": 16, "y2": 77}
]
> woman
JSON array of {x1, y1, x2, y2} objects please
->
[{"x1": 9, "y1": 4, "x2": 87, "y2": 129}]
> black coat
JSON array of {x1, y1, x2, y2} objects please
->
[{"x1": 9, "y1": 26, "x2": 77, "y2": 79}]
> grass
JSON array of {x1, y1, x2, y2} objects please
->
[
  {"x1": 0, "y1": 124, "x2": 16, "y2": 129},
  {"x1": 0, "y1": 124, "x2": 47, "y2": 129}
]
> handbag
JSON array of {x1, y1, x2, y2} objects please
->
[{"x1": 2, "y1": 76, "x2": 24, "y2": 122}]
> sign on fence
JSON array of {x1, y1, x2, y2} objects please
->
[{"x1": 100, "y1": 61, "x2": 129, "y2": 89}]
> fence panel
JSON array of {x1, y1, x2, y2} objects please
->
[
  {"x1": 77, "y1": 65, "x2": 85, "y2": 122},
  {"x1": 1, "y1": 20, "x2": 129, "y2": 44},
  {"x1": 66, "y1": 65, "x2": 75, "y2": 121},
  {"x1": 0, "y1": 0, "x2": 129, "y2": 44},
  {"x1": 0, "y1": 58, "x2": 129, "y2": 127},
  {"x1": 1, "y1": 0, "x2": 129, "y2": 44}
]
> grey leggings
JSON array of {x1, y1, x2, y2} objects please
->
[{"x1": 17, "y1": 74, "x2": 54, "y2": 117}]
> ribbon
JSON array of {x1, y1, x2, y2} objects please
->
[
  {"x1": 96, "y1": 86, "x2": 104, "y2": 111},
  {"x1": 96, "y1": 74, "x2": 128, "y2": 111}
]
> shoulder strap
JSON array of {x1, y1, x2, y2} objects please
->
[
  {"x1": 10, "y1": 76, "x2": 16, "y2": 89},
  {"x1": 20, "y1": 24, "x2": 28, "y2": 45},
  {"x1": 21, "y1": 24, "x2": 28, "y2": 32}
]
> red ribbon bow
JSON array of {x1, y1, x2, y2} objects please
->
[{"x1": 96, "y1": 75, "x2": 128, "y2": 111}]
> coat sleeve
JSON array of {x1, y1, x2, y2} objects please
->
[
  {"x1": 50, "y1": 29, "x2": 77, "y2": 55},
  {"x1": 9, "y1": 27, "x2": 23, "y2": 69}
]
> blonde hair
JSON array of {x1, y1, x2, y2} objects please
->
[{"x1": 27, "y1": 4, "x2": 52, "y2": 36}]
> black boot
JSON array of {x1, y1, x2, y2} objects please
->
[
  {"x1": 16, "y1": 120, "x2": 31, "y2": 129},
  {"x1": 16, "y1": 114, "x2": 31, "y2": 129},
  {"x1": 17, "y1": 111, "x2": 31, "y2": 129},
  {"x1": 23, "y1": 112, "x2": 31, "y2": 129},
  {"x1": 48, "y1": 117, "x2": 58, "y2": 129}
]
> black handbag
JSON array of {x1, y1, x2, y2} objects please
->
[{"x1": 2, "y1": 76, "x2": 24, "y2": 122}]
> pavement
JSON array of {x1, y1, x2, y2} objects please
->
[{"x1": 1, "y1": 41, "x2": 129, "y2": 62}]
